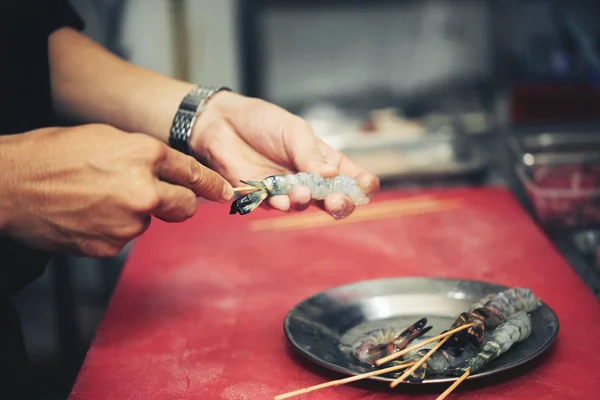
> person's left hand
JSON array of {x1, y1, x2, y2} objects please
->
[{"x1": 189, "y1": 91, "x2": 380, "y2": 219}]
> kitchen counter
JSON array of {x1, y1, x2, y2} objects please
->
[{"x1": 68, "y1": 186, "x2": 600, "y2": 399}]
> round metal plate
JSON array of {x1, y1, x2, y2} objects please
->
[{"x1": 283, "y1": 277, "x2": 559, "y2": 384}]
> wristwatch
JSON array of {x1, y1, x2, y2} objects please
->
[{"x1": 168, "y1": 85, "x2": 231, "y2": 155}]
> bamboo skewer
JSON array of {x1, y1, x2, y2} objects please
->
[
  {"x1": 435, "y1": 368, "x2": 471, "y2": 400},
  {"x1": 274, "y1": 322, "x2": 475, "y2": 399},
  {"x1": 251, "y1": 198, "x2": 461, "y2": 232},
  {"x1": 253, "y1": 203, "x2": 459, "y2": 232},
  {"x1": 375, "y1": 322, "x2": 475, "y2": 366},
  {"x1": 258, "y1": 198, "x2": 452, "y2": 226},
  {"x1": 229, "y1": 189, "x2": 462, "y2": 232},
  {"x1": 273, "y1": 362, "x2": 415, "y2": 400},
  {"x1": 233, "y1": 185, "x2": 258, "y2": 193},
  {"x1": 389, "y1": 335, "x2": 452, "y2": 388}
]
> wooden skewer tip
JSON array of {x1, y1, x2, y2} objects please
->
[
  {"x1": 435, "y1": 367, "x2": 471, "y2": 400},
  {"x1": 233, "y1": 185, "x2": 257, "y2": 193},
  {"x1": 389, "y1": 334, "x2": 452, "y2": 388}
]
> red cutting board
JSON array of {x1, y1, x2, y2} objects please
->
[{"x1": 69, "y1": 187, "x2": 600, "y2": 400}]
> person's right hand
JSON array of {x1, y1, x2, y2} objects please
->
[{"x1": 0, "y1": 124, "x2": 233, "y2": 257}]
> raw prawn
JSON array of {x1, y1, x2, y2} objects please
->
[
  {"x1": 474, "y1": 287, "x2": 541, "y2": 318},
  {"x1": 399, "y1": 311, "x2": 533, "y2": 382},
  {"x1": 442, "y1": 288, "x2": 540, "y2": 355},
  {"x1": 229, "y1": 172, "x2": 370, "y2": 215},
  {"x1": 449, "y1": 310, "x2": 533, "y2": 376},
  {"x1": 351, "y1": 318, "x2": 432, "y2": 365}
]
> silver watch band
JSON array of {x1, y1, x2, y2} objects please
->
[{"x1": 168, "y1": 85, "x2": 231, "y2": 155}]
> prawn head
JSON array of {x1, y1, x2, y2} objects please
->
[{"x1": 229, "y1": 180, "x2": 269, "y2": 215}]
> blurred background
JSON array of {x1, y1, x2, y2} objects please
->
[{"x1": 12, "y1": 0, "x2": 600, "y2": 398}]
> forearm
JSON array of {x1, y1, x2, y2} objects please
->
[
  {"x1": 48, "y1": 27, "x2": 196, "y2": 143},
  {"x1": 0, "y1": 130, "x2": 43, "y2": 232},
  {"x1": 0, "y1": 136, "x2": 17, "y2": 231}
]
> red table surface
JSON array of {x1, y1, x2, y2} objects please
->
[{"x1": 69, "y1": 187, "x2": 600, "y2": 400}]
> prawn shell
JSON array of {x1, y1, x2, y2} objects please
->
[
  {"x1": 443, "y1": 288, "x2": 539, "y2": 355},
  {"x1": 229, "y1": 189, "x2": 268, "y2": 215},
  {"x1": 449, "y1": 311, "x2": 533, "y2": 376},
  {"x1": 229, "y1": 172, "x2": 370, "y2": 216},
  {"x1": 266, "y1": 172, "x2": 370, "y2": 205}
]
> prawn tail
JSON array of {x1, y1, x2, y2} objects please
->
[
  {"x1": 451, "y1": 311, "x2": 533, "y2": 376},
  {"x1": 229, "y1": 188, "x2": 269, "y2": 215},
  {"x1": 466, "y1": 321, "x2": 486, "y2": 348},
  {"x1": 441, "y1": 313, "x2": 471, "y2": 355},
  {"x1": 442, "y1": 311, "x2": 487, "y2": 355},
  {"x1": 403, "y1": 320, "x2": 432, "y2": 344},
  {"x1": 393, "y1": 317, "x2": 432, "y2": 350}
]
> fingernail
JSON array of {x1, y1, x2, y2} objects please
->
[
  {"x1": 331, "y1": 199, "x2": 347, "y2": 219},
  {"x1": 358, "y1": 173, "x2": 380, "y2": 199}
]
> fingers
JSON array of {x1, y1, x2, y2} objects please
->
[
  {"x1": 151, "y1": 181, "x2": 198, "y2": 222},
  {"x1": 251, "y1": 143, "x2": 379, "y2": 219},
  {"x1": 324, "y1": 193, "x2": 356, "y2": 219},
  {"x1": 154, "y1": 145, "x2": 233, "y2": 202},
  {"x1": 288, "y1": 186, "x2": 312, "y2": 211},
  {"x1": 269, "y1": 135, "x2": 380, "y2": 217},
  {"x1": 283, "y1": 118, "x2": 338, "y2": 177},
  {"x1": 265, "y1": 195, "x2": 290, "y2": 212},
  {"x1": 354, "y1": 170, "x2": 381, "y2": 199},
  {"x1": 305, "y1": 193, "x2": 356, "y2": 220},
  {"x1": 318, "y1": 139, "x2": 380, "y2": 198},
  {"x1": 266, "y1": 188, "x2": 355, "y2": 220},
  {"x1": 265, "y1": 185, "x2": 311, "y2": 212}
]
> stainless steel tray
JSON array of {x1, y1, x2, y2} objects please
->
[
  {"x1": 507, "y1": 132, "x2": 600, "y2": 166},
  {"x1": 284, "y1": 277, "x2": 558, "y2": 384},
  {"x1": 333, "y1": 133, "x2": 488, "y2": 181}
]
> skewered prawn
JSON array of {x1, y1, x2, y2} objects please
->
[
  {"x1": 448, "y1": 311, "x2": 533, "y2": 376},
  {"x1": 351, "y1": 318, "x2": 432, "y2": 365},
  {"x1": 475, "y1": 287, "x2": 541, "y2": 317},
  {"x1": 399, "y1": 311, "x2": 534, "y2": 382},
  {"x1": 229, "y1": 172, "x2": 370, "y2": 215},
  {"x1": 442, "y1": 288, "x2": 541, "y2": 355},
  {"x1": 397, "y1": 289, "x2": 541, "y2": 382}
]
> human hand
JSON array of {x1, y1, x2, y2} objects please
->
[
  {"x1": 189, "y1": 91, "x2": 380, "y2": 218},
  {"x1": 0, "y1": 124, "x2": 233, "y2": 257}
]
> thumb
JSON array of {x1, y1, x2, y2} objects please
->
[
  {"x1": 184, "y1": 158, "x2": 235, "y2": 202},
  {"x1": 285, "y1": 119, "x2": 338, "y2": 177},
  {"x1": 156, "y1": 147, "x2": 234, "y2": 202}
]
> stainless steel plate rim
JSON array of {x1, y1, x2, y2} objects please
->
[{"x1": 283, "y1": 276, "x2": 559, "y2": 385}]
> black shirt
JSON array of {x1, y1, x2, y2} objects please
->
[
  {"x1": 0, "y1": 1, "x2": 84, "y2": 397},
  {"x1": 1, "y1": 0, "x2": 84, "y2": 295}
]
